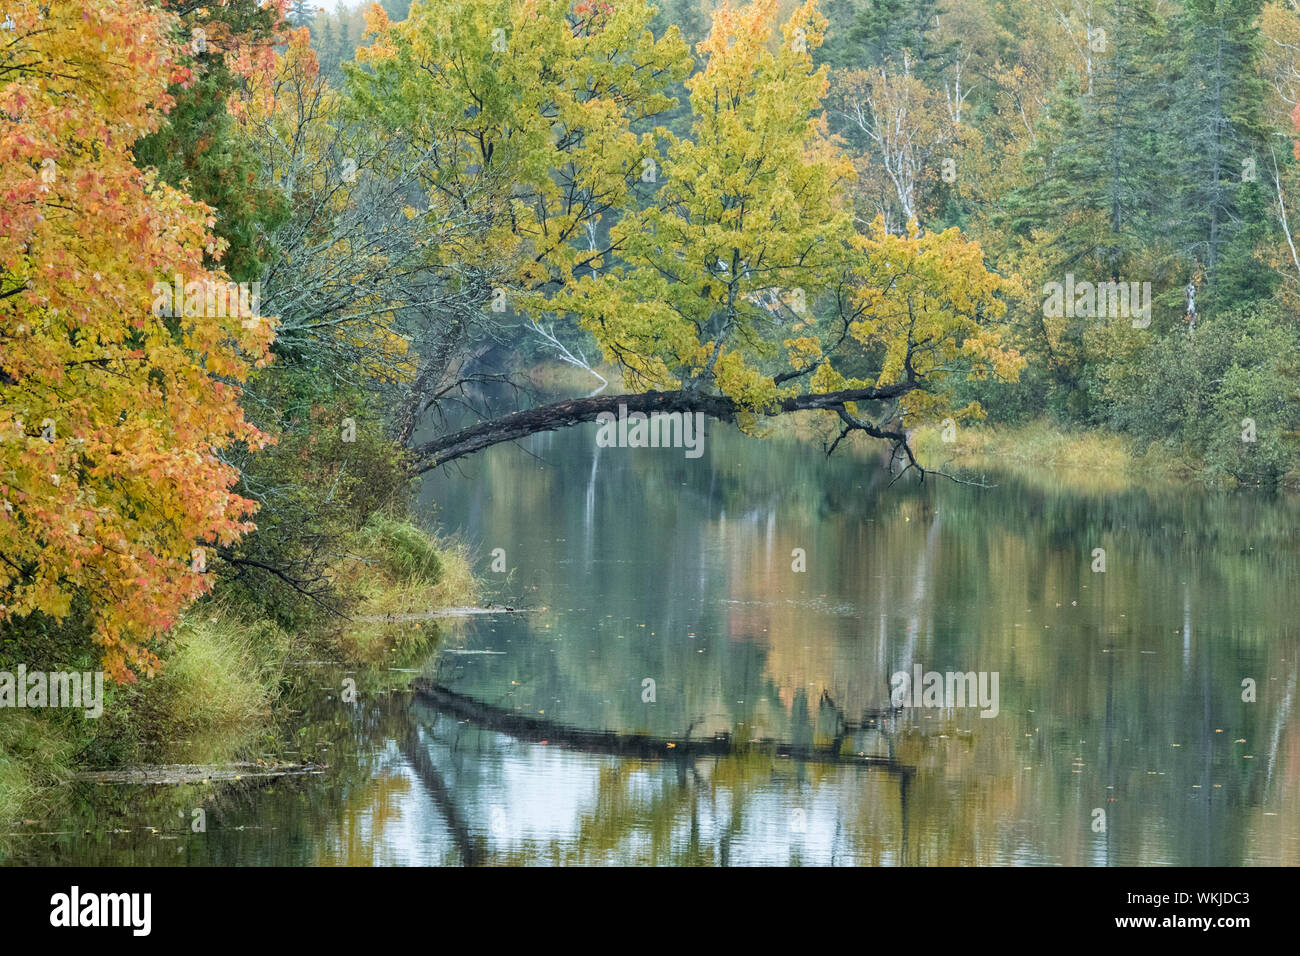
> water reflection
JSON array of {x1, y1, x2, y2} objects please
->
[
  {"x1": 412, "y1": 419, "x2": 1300, "y2": 866},
  {"x1": 6, "y1": 417, "x2": 1297, "y2": 865}
]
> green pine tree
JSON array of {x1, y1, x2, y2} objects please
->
[
  {"x1": 381, "y1": 0, "x2": 413, "y2": 20},
  {"x1": 998, "y1": 0, "x2": 1174, "y2": 419},
  {"x1": 135, "y1": 0, "x2": 289, "y2": 282},
  {"x1": 1005, "y1": 0, "x2": 1173, "y2": 281},
  {"x1": 288, "y1": 0, "x2": 316, "y2": 31},
  {"x1": 1165, "y1": 0, "x2": 1276, "y2": 311},
  {"x1": 820, "y1": 0, "x2": 956, "y2": 78}
]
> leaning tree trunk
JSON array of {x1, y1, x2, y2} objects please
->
[{"x1": 405, "y1": 382, "x2": 917, "y2": 475}]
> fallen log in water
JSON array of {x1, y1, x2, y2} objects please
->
[
  {"x1": 72, "y1": 763, "x2": 325, "y2": 785},
  {"x1": 352, "y1": 605, "x2": 527, "y2": 623},
  {"x1": 411, "y1": 678, "x2": 912, "y2": 774}
]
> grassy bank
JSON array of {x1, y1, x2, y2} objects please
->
[
  {"x1": 908, "y1": 420, "x2": 1196, "y2": 489},
  {"x1": 0, "y1": 516, "x2": 476, "y2": 823},
  {"x1": 909, "y1": 419, "x2": 1300, "y2": 491},
  {"x1": 740, "y1": 407, "x2": 1176, "y2": 483}
]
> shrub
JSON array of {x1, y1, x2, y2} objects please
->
[{"x1": 1103, "y1": 306, "x2": 1299, "y2": 485}]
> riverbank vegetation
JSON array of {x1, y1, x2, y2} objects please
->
[
  {"x1": 0, "y1": 0, "x2": 477, "y2": 818},
  {"x1": 0, "y1": 512, "x2": 473, "y2": 822}
]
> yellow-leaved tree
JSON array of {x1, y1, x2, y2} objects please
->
[
  {"x1": 327, "y1": 0, "x2": 1024, "y2": 476},
  {"x1": 446, "y1": 0, "x2": 1022, "y2": 471}
]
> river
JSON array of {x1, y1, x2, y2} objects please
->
[{"x1": 7, "y1": 416, "x2": 1298, "y2": 865}]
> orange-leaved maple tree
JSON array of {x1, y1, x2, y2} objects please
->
[{"x1": 0, "y1": 1, "x2": 274, "y2": 682}]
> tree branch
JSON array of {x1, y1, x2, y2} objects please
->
[{"x1": 407, "y1": 383, "x2": 918, "y2": 474}]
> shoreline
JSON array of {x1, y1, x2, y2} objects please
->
[
  {"x1": 523, "y1": 361, "x2": 1296, "y2": 492},
  {"x1": 0, "y1": 516, "x2": 477, "y2": 829}
]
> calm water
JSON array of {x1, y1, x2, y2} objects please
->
[{"x1": 7, "y1": 418, "x2": 1299, "y2": 865}]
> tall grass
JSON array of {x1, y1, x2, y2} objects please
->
[
  {"x1": 0, "y1": 517, "x2": 478, "y2": 821},
  {"x1": 337, "y1": 515, "x2": 477, "y2": 660},
  {"x1": 102, "y1": 611, "x2": 286, "y2": 765},
  {"x1": 910, "y1": 420, "x2": 1195, "y2": 490},
  {"x1": 355, "y1": 513, "x2": 445, "y2": 583},
  {"x1": 0, "y1": 713, "x2": 79, "y2": 823}
]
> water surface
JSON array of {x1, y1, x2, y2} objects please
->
[{"x1": 7, "y1": 418, "x2": 1298, "y2": 865}]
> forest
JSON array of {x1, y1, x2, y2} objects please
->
[{"x1": 1, "y1": 0, "x2": 1298, "y2": 852}]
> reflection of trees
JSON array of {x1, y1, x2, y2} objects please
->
[
  {"x1": 414, "y1": 678, "x2": 906, "y2": 767},
  {"x1": 404, "y1": 691, "x2": 917, "y2": 865},
  {"x1": 469, "y1": 754, "x2": 912, "y2": 867},
  {"x1": 412, "y1": 414, "x2": 1300, "y2": 865},
  {"x1": 398, "y1": 723, "x2": 483, "y2": 865}
]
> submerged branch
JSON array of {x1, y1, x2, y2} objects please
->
[{"x1": 411, "y1": 678, "x2": 913, "y2": 774}]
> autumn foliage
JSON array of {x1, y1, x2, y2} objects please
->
[
  {"x1": 544, "y1": 0, "x2": 1021, "y2": 417},
  {"x1": 0, "y1": 1, "x2": 273, "y2": 681},
  {"x1": 0, "y1": 0, "x2": 1030, "y2": 683}
]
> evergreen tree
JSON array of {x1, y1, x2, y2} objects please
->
[
  {"x1": 338, "y1": 15, "x2": 353, "y2": 75},
  {"x1": 381, "y1": 0, "x2": 412, "y2": 20},
  {"x1": 997, "y1": 0, "x2": 1173, "y2": 419},
  {"x1": 317, "y1": 16, "x2": 339, "y2": 81},
  {"x1": 1165, "y1": 0, "x2": 1275, "y2": 311},
  {"x1": 821, "y1": 0, "x2": 956, "y2": 78},
  {"x1": 135, "y1": 0, "x2": 289, "y2": 281},
  {"x1": 288, "y1": 0, "x2": 316, "y2": 31},
  {"x1": 669, "y1": 0, "x2": 709, "y2": 44},
  {"x1": 1004, "y1": 0, "x2": 1172, "y2": 280},
  {"x1": 647, "y1": 0, "x2": 709, "y2": 141}
]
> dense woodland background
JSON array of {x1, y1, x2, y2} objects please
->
[
  {"x1": 296, "y1": 0, "x2": 1300, "y2": 484},
  {"x1": 3, "y1": 0, "x2": 1300, "y2": 687}
]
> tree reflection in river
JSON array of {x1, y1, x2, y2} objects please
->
[{"x1": 9, "y1": 417, "x2": 1296, "y2": 866}]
